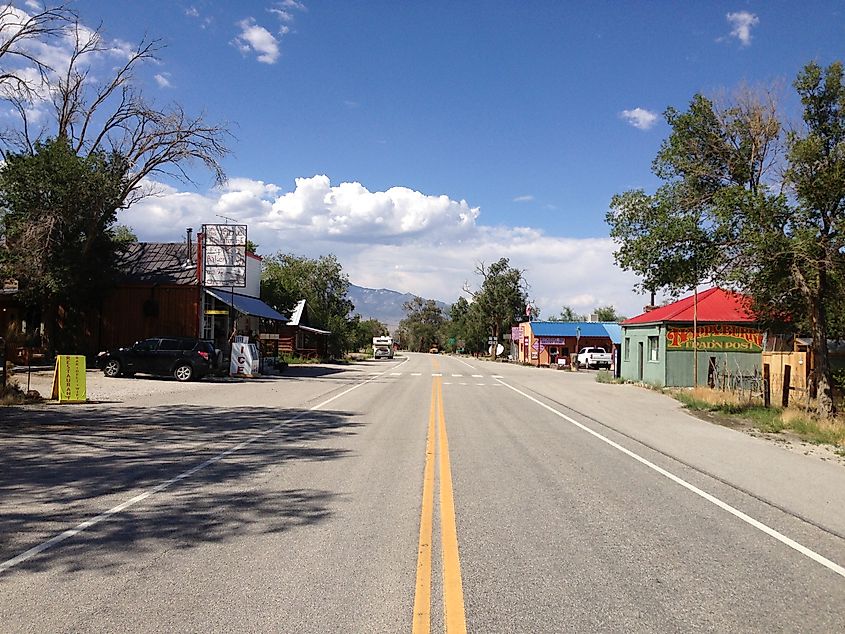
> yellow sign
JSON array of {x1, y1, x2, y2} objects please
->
[
  {"x1": 205, "y1": 309, "x2": 229, "y2": 315},
  {"x1": 51, "y1": 355, "x2": 87, "y2": 403}
]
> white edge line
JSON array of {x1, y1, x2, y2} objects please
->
[
  {"x1": 0, "y1": 358, "x2": 408, "y2": 575},
  {"x1": 495, "y1": 378, "x2": 845, "y2": 580},
  {"x1": 454, "y1": 357, "x2": 477, "y2": 371}
]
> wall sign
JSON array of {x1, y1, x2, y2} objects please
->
[{"x1": 666, "y1": 325, "x2": 763, "y2": 352}]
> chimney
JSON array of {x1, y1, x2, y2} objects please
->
[{"x1": 186, "y1": 228, "x2": 193, "y2": 264}]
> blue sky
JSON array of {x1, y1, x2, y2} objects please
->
[{"x1": 17, "y1": 1, "x2": 845, "y2": 317}]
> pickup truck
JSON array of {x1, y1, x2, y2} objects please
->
[{"x1": 577, "y1": 346, "x2": 612, "y2": 369}]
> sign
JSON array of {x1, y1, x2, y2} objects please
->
[
  {"x1": 511, "y1": 326, "x2": 523, "y2": 340},
  {"x1": 666, "y1": 325, "x2": 763, "y2": 352},
  {"x1": 203, "y1": 224, "x2": 247, "y2": 287},
  {"x1": 532, "y1": 340, "x2": 545, "y2": 352},
  {"x1": 230, "y1": 341, "x2": 259, "y2": 377},
  {"x1": 538, "y1": 336, "x2": 566, "y2": 345},
  {"x1": 50, "y1": 355, "x2": 86, "y2": 403}
]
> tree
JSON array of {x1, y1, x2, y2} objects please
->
[
  {"x1": 261, "y1": 253, "x2": 356, "y2": 358},
  {"x1": 399, "y1": 296, "x2": 444, "y2": 352},
  {"x1": 607, "y1": 64, "x2": 845, "y2": 417},
  {"x1": 446, "y1": 296, "x2": 486, "y2": 353},
  {"x1": 549, "y1": 306, "x2": 585, "y2": 322},
  {"x1": 0, "y1": 137, "x2": 131, "y2": 353},
  {"x1": 349, "y1": 317, "x2": 388, "y2": 352},
  {"x1": 592, "y1": 305, "x2": 626, "y2": 322},
  {"x1": 462, "y1": 258, "x2": 529, "y2": 358}
]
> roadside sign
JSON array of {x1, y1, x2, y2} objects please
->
[{"x1": 50, "y1": 355, "x2": 86, "y2": 403}]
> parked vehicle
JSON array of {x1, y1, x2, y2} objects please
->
[
  {"x1": 577, "y1": 346, "x2": 612, "y2": 369},
  {"x1": 97, "y1": 337, "x2": 218, "y2": 382}
]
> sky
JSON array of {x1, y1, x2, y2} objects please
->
[{"x1": 8, "y1": 1, "x2": 845, "y2": 317}]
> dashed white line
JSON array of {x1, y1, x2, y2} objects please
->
[
  {"x1": 432, "y1": 373, "x2": 443, "y2": 377},
  {"x1": 451, "y1": 374, "x2": 463, "y2": 377},
  {"x1": 411, "y1": 373, "x2": 422, "y2": 376},
  {"x1": 471, "y1": 374, "x2": 483, "y2": 378}
]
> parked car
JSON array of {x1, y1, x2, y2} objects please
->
[
  {"x1": 576, "y1": 346, "x2": 612, "y2": 370},
  {"x1": 97, "y1": 337, "x2": 218, "y2": 382}
]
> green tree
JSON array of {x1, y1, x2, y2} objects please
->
[
  {"x1": 350, "y1": 317, "x2": 388, "y2": 352},
  {"x1": 549, "y1": 306, "x2": 585, "y2": 322},
  {"x1": 462, "y1": 258, "x2": 529, "y2": 358},
  {"x1": 261, "y1": 253, "x2": 356, "y2": 358},
  {"x1": 593, "y1": 305, "x2": 626, "y2": 322},
  {"x1": 399, "y1": 296, "x2": 445, "y2": 352},
  {"x1": 0, "y1": 137, "x2": 131, "y2": 354},
  {"x1": 607, "y1": 63, "x2": 845, "y2": 417}
]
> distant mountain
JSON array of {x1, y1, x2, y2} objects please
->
[{"x1": 348, "y1": 284, "x2": 451, "y2": 329}]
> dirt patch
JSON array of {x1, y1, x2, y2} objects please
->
[{"x1": 686, "y1": 408, "x2": 845, "y2": 468}]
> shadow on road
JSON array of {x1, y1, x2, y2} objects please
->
[{"x1": 0, "y1": 404, "x2": 359, "y2": 577}]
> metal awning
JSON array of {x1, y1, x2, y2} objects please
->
[
  {"x1": 206, "y1": 289, "x2": 288, "y2": 322},
  {"x1": 299, "y1": 324, "x2": 331, "y2": 336}
]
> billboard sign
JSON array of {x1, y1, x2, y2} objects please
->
[{"x1": 203, "y1": 224, "x2": 247, "y2": 287}]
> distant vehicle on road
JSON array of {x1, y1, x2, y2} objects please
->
[
  {"x1": 97, "y1": 337, "x2": 218, "y2": 382},
  {"x1": 373, "y1": 336, "x2": 394, "y2": 359},
  {"x1": 577, "y1": 346, "x2": 612, "y2": 369}
]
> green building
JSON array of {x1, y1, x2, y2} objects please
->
[{"x1": 620, "y1": 288, "x2": 763, "y2": 387}]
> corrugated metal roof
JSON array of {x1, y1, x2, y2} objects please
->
[
  {"x1": 117, "y1": 242, "x2": 198, "y2": 285},
  {"x1": 527, "y1": 321, "x2": 619, "y2": 339},
  {"x1": 206, "y1": 289, "x2": 288, "y2": 322},
  {"x1": 622, "y1": 288, "x2": 755, "y2": 325}
]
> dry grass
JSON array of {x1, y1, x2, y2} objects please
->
[{"x1": 672, "y1": 386, "x2": 845, "y2": 448}]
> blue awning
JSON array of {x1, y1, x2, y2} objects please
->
[{"x1": 206, "y1": 290, "x2": 288, "y2": 322}]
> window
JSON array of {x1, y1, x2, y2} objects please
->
[
  {"x1": 648, "y1": 336, "x2": 659, "y2": 362},
  {"x1": 159, "y1": 339, "x2": 181, "y2": 351},
  {"x1": 624, "y1": 337, "x2": 630, "y2": 361}
]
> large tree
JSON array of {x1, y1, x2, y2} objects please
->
[
  {"x1": 398, "y1": 296, "x2": 445, "y2": 352},
  {"x1": 0, "y1": 137, "x2": 132, "y2": 352},
  {"x1": 462, "y1": 258, "x2": 529, "y2": 359},
  {"x1": 607, "y1": 63, "x2": 845, "y2": 417},
  {"x1": 261, "y1": 253, "x2": 356, "y2": 358}
]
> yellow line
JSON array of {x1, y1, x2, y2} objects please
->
[
  {"x1": 412, "y1": 380, "x2": 436, "y2": 634},
  {"x1": 437, "y1": 377, "x2": 467, "y2": 633}
]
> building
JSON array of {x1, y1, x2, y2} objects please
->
[
  {"x1": 620, "y1": 288, "x2": 762, "y2": 387},
  {"x1": 511, "y1": 321, "x2": 621, "y2": 367},
  {"x1": 260, "y1": 299, "x2": 331, "y2": 360}
]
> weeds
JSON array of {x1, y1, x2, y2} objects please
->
[
  {"x1": 671, "y1": 386, "x2": 845, "y2": 448},
  {"x1": 0, "y1": 381, "x2": 42, "y2": 406},
  {"x1": 596, "y1": 370, "x2": 624, "y2": 384}
]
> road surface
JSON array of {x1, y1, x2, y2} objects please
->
[{"x1": 2, "y1": 352, "x2": 845, "y2": 632}]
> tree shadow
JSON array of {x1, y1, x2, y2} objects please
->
[{"x1": 0, "y1": 404, "x2": 360, "y2": 577}]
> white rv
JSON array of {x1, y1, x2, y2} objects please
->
[{"x1": 372, "y1": 336, "x2": 394, "y2": 359}]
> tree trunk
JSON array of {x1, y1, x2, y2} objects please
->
[
  {"x1": 809, "y1": 287, "x2": 836, "y2": 418},
  {"x1": 41, "y1": 297, "x2": 59, "y2": 360}
]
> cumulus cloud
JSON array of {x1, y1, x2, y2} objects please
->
[
  {"x1": 513, "y1": 195, "x2": 534, "y2": 203},
  {"x1": 726, "y1": 11, "x2": 759, "y2": 46},
  {"x1": 233, "y1": 18, "x2": 280, "y2": 64},
  {"x1": 119, "y1": 176, "x2": 652, "y2": 317},
  {"x1": 154, "y1": 73, "x2": 171, "y2": 88},
  {"x1": 620, "y1": 107, "x2": 658, "y2": 130}
]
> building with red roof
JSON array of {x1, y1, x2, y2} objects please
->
[{"x1": 620, "y1": 288, "x2": 763, "y2": 387}]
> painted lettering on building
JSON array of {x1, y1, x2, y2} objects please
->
[{"x1": 666, "y1": 325, "x2": 762, "y2": 352}]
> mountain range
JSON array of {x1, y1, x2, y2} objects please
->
[{"x1": 348, "y1": 284, "x2": 451, "y2": 329}]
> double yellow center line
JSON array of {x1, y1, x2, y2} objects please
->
[{"x1": 413, "y1": 368, "x2": 467, "y2": 633}]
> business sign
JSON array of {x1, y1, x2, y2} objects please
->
[
  {"x1": 511, "y1": 326, "x2": 523, "y2": 340},
  {"x1": 50, "y1": 355, "x2": 86, "y2": 403},
  {"x1": 538, "y1": 337, "x2": 566, "y2": 345},
  {"x1": 666, "y1": 325, "x2": 763, "y2": 352},
  {"x1": 203, "y1": 224, "x2": 247, "y2": 287}
]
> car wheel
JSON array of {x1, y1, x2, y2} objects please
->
[
  {"x1": 103, "y1": 359, "x2": 122, "y2": 378},
  {"x1": 174, "y1": 363, "x2": 193, "y2": 382}
]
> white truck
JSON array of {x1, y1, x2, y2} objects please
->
[
  {"x1": 372, "y1": 336, "x2": 394, "y2": 359},
  {"x1": 577, "y1": 346, "x2": 612, "y2": 369}
]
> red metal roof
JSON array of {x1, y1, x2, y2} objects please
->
[{"x1": 622, "y1": 288, "x2": 756, "y2": 325}]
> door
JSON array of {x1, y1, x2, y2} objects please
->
[{"x1": 637, "y1": 342, "x2": 644, "y2": 380}]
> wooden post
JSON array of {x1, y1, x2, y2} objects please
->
[
  {"x1": 763, "y1": 363, "x2": 771, "y2": 408},
  {"x1": 782, "y1": 364, "x2": 791, "y2": 408}
]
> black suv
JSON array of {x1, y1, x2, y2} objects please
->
[{"x1": 97, "y1": 337, "x2": 218, "y2": 382}]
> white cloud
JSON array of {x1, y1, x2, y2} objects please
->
[
  {"x1": 726, "y1": 11, "x2": 759, "y2": 47},
  {"x1": 119, "y1": 176, "x2": 651, "y2": 317},
  {"x1": 154, "y1": 73, "x2": 171, "y2": 88},
  {"x1": 620, "y1": 107, "x2": 658, "y2": 130},
  {"x1": 185, "y1": 7, "x2": 200, "y2": 18},
  {"x1": 233, "y1": 18, "x2": 280, "y2": 64},
  {"x1": 513, "y1": 195, "x2": 534, "y2": 203}
]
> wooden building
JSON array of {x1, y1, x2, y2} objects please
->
[{"x1": 512, "y1": 321, "x2": 620, "y2": 367}]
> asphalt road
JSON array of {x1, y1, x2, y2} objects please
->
[{"x1": 2, "y1": 353, "x2": 845, "y2": 632}]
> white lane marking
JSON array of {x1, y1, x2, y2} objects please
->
[
  {"x1": 391, "y1": 372, "x2": 402, "y2": 376},
  {"x1": 0, "y1": 358, "x2": 410, "y2": 575},
  {"x1": 471, "y1": 374, "x2": 483, "y2": 378},
  {"x1": 476, "y1": 383, "x2": 485, "y2": 386},
  {"x1": 460, "y1": 383, "x2": 467, "y2": 386},
  {"x1": 451, "y1": 374, "x2": 463, "y2": 377},
  {"x1": 444, "y1": 382, "x2": 452, "y2": 385},
  {"x1": 491, "y1": 375, "x2": 503, "y2": 378},
  {"x1": 432, "y1": 373, "x2": 442, "y2": 377},
  {"x1": 495, "y1": 378, "x2": 845, "y2": 580},
  {"x1": 454, "y1": 357, "x2": 477, "y2": 370},
  {"x1": 411, "y1": 373, "x2": 422, "y2": 376}
]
